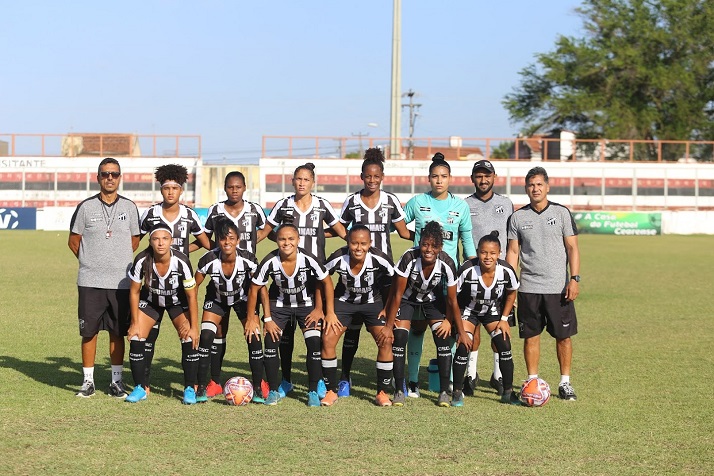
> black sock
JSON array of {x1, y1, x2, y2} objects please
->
[
  {"x1": 182, "y1": 341, "x2": 199, "y2": 388},
  {"x1": 376, "y1": 360, "x2": 393, "y2": 393},
  {"x1": 129, "y1": 340, "x2": 146, "y2": 388},
  {"x1": 263, "y1": 334, "x2": 281, "y2": 391},
  {"x1": 453, "y1": 343, "x2": 469, "y2": 392},
  {"x1": 279, "y1": 321, "x2": 296, "y2": 382},
  {"x1": 392, "y1": 328, "x2": 408, "y2": 393},
  {"x1": 339, "y1": 326, "x2": 361, "y2": 380},
  {"x1": 492, "y1": 333, "x2": 514, "y2": 392},
  {"x1": 433, "y1": 331, "x2": 452, "y2": 392},
  {"x1": 210, "y1": 338, "x2": 226, "y2": 384},
  {"x1": 304, "y1": 332, "x2": 322, "y2": 392},
  {"x1": 246, "y1": 335, "x2": 265, "y2": 390},
  {"x1": 322, "y1": 358, "x2": 338, "y2": 392},
  {"x1": 197, "y1": 327, "x2": 216, "y2": 386},
  {"x1": 143, "y1": 323, "x2": 160, "y2": 388}
]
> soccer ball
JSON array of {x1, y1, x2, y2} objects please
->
[
  {"x1": 520, "y1": 377, "x2": 551, "y2": 407},
  {"x1": 223, "y1": 376, "x2": 253, "y2": 406}
]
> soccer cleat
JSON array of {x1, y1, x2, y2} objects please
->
[
  {"x1": 183, "y1": 386, "x2": 197, "y2": 405},
  {"x1": 196, "y1": 385, "x2": 208, "y2": 403},
  {"x1": 501, "y1": 391, "x2": 523, "y2": 406},
  {"x1": 438, "y1": 391, "x2": 451, "y2": 407},
  {"x1": 463, "y1": 373, "x2": 478, "y2": 396},
  {"x1": 261, "y1": 379, "x2": 270, "y2": 399},
  {"x1": 558, "y1": 382, "x2": 577, "y2": 401},
  {"x1": 125, "y1": 385, "x2": 147, "y2": 403},
  {"x1": 320, "y1": 390, "x2": 339, "y2": 406},
  {"x1": 337, "y1": 378, "x2": 351, "y2": 397},
  {"x1": 107, "y1": 380, "x2": 128, "y2": 398},
  {"x1": 307, "y1": 391, "x2": 321, "y2": 407},
  {"x1": 490, "y1": 374, "x2": 504, "y2": 396},
  {"x1": 375, "y1": 390, "x2": 392, "y2": 407},
  {"x1": 76, "y1": 380, "x2": 95, "y2": 398},
  {"x1": 392, "y1": 390, "x2": 406, "y2": 406},
  {"x1": 205, "y1": 380, "x2": 223, "y2": 398},
  {"x1": 451, "y1": 390, "x2": 464, "y2": 407},
  {"x1": 278, "y1": 379, "x2": 294, "y2": 398},
  {"x1": 251, "y1": 394, "x2": 266, "y2": 404},
  {"x1": 407, "y1": 381, "x2": 420, "y2": 398},
  {"x1": 264, "y1": 390, "x2": 282, "y2": 406},
  {"x1": 317, "y1": 379, "x2": 327, "y2": 399}
]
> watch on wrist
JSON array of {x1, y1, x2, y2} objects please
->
[{"x1": 570, "y1": 275, "x2": 580, "y2": 282}]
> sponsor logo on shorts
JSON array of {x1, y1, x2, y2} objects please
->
[
  {"x1": 139, "y1": 300, "x2": 148, "y2": 309},
  {"x1": 79, "y1": 319, "x2": 85, "y2": 330}
]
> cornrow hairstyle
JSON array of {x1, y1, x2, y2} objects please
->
[
  {"x1": 429, "y1": 152, "x2": 451, "y2": 174},
  {"x1": 224, "y1": 171, "x2": 246, "y2": 188},
  {"x1": 420, "y1": 220, "x2": 444, "y2": 249},
  {"x1": 143, "y1": 223, "x2": 173, "y2": 289},
  {"x1": 293, "y1": 162, "x2": 316, "y2": 179},
  {"x1": 214, "y1": 216, "x2": 240, "y2": 242},
  {"x1": 525, "y1": 166, "x2": 549, "y2": 184},
  {"x1": 155, "y1": 163, "x2": 189, "y2": 185},
  {"x1": 478, "y1": 230, "x2": 501, "y2": 250},
  {"x1": 98, "y1": 157, "x2": 121, "y2": 174},
  {"x1": 362, "y1": 147, "x2": 386, "y2": 173}
]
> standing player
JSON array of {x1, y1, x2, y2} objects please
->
[
  {"x1": 320, "y1": 225, "x2": 396, "y2": 406},
  {"x1": 244, "y1": 224, "x2": 342, "y2": 407},
  {"x1": 378, "y1": 221, "x2": 469, "y2": 407},
  {"x1": 69, "y1": 158, "x2": 141, "y2": 398},
  {"x1": 262, "y1": 163, "x2": 347, "y2": 396},
  {"x1": 336, "y1": 148, "x2": 410, "y2": 396},
  {"x1": 201, "y1": 171, "x2": 268, "y2": 397},
  {"x1": 453, "y1": 232, "x2": 521, "y2": 406},
  {"x1": 125, "y1": 224, "x2": 199, "y2": 404},
  {"x1": 506, "y1": 166, "x2": 580, "y2": 401},
  {"x1": 138, "y1": 164, "x2": 210, "y2": 394},
  {"x1": 402, "y1": 153, "x2": 476, "y2": 398},
  {"x1": 463, "y1": 159, "x2": 514, "y2": 396}
]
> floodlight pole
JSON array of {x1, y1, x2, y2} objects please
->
[{"x1": 389, "y1": 0, "x2": 401, "y2": 159}]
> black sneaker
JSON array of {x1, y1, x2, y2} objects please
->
[
  {"x1": 76, "y1": 380, "x2": 95, "y2": 398},
  {"x1": 108, "y1": 380, "x2": 129, "y2": 398},
  {"x1": 489, "y1": 374, "x2": 504, "y2": 396},
  {"x1": 463, "y1": 373, "x2": 478, "y2": 396},
  {"x1": 558, "y1": 382, "x2": 577, "y2": 401},
  {"x1": 500, "y1": 391, "x2": 522, "y2": 405},
  {"x1": 437, "y1": 391, "x2": 451, "y2": 407}
]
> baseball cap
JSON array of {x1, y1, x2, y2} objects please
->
[{"x1": 472, "y1": 159, "x2": 495, "y2": 174}]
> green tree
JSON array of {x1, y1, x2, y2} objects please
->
[{"x1": 503, "y1": 0, "x2": 714, "y2": 144}]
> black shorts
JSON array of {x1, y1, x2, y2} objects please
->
[
  {"x1": 517, "y1": 292, "x2": 578, "y2": 339},
  {"x1": 77, "y1": 287, "x2": 130, "y2": 338},
  {"x1": 334, "y1": 300, "x2": 385, "y2": 328},
  {"x1": 461, "y1": 311, "x2": 499, "y2": 328},
  {"x1": 203, "y1": 300, "x2": 249, "y2": 321},
  {"x1": 396, "y1": 300, "x2": 445, "y2": 322},
  {"x1": 270, "y1": 303, "x2": 319, "y2": 331},
  {"x1": 138, "y1": 299, "x2": 187, "y2": 322}
]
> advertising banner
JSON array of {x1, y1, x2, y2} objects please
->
[
  {"x1": 573, "y1": 211, "x2": 661, "y2": 235},
  {"x1": 0, "y1": 207, "x2": 37, "y2": 230}
]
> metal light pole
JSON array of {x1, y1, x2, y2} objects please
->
[{"x1": 389, "y1": 0, "x2": 401, "y2": 160}]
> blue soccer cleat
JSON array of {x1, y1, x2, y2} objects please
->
[
  {"x1": 307, "y1": 391, "x2": 321, "y2": 407},
  {"x1": 337, "y1": 378, "x2": 351, "y2": 397},
  {"x1": 125, "y1": 385, "x2": 147, "y2": 403}
]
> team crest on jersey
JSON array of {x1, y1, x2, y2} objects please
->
[
  {"x1": 297, "y1": 271, "x2": 307, "y2": 283},
  {"x1": 447, "y1": 217, "x2": 454, "y2": 224},
  {"x1": 178, "y1": 223, "x2": 186, "y2": 233},
  {"x1": 169, "y1": 276, "x2": 178, "y2": 286},
  {"x1": 242, "y1": 218, "x2": 251, "y2": 228},
  {"x1": 364, "y1": 273, "x2": 374, "y2": 285},
  {"x1": 495, "y1": 206, "x2": 504, "y2": 214},
  {"x1": 379, "y1": 207, "x2": 388, "y2": 218},
  {"x1": 118, "y1": 212, "x2": 127, "y2": 221},
  {"x1": 310, "y1": 211, "x2": 319, "y2": 221},
  {"x1": 236, "y1": 275, "x2": 245, "y2": 286},
  {"x1": 547, "y1": 217, "x2": 556, "y2": 226}
]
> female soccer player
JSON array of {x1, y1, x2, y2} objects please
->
[
  {"x1": 244, "y1": 224, "x2": 342, "y2": 407},
  {"x1": 335, "y1": 148, "x2": 411, "y2": 397},
  {"x1": 402, "y1": 153, "x2": 476, "y2": 398},
  {"x1": 452, "y1": 231, "x2": 521, "y2": 406},
  {"x1": 262, "y1": 163, "x2": 347, "y2": 396},
  {"x1": 125, "y1": 223, "x2": 199, "y2": 404},
  {"x1": 193, "y1": 217, "x2": 269, "y2": 403},
  {"x1": 378, "y1": 221, "x2": 470, "y2": 407},
  {"x1": 320, "y1": 225, "x2": 395, "y2": 406},
  {"x1": 201, "y1": 171, "x2": 269, "y2": 398}
]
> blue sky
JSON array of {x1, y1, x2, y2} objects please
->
[{"x1": 1, "y1": 1, "x2": 583, "y2": 162}]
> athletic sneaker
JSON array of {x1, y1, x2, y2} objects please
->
[
  {"x1": 76, "y1": 380, "x2": 95, "y2": 398},
  {"x1": 320, "y1": 390, "x2": 339, "y2": 406},
  {"x1": 251, "y1": 394, "x2": 265, "y2": 404},
  {"x1": 264, "y1": 390, "x2": 282, "y2": 406},
  {"x1": 490, "y1": 374, "x2": 504, "y2": 396},
  {"x1": 462, "y1": 374, "x2": 478, "y2": 396},
  {"x1": 558, "y1": 382, "x2": 577, "y2": 401},
  {"x1": 260, "y1": 379, "x2": 270, "y2": 399},
  {"x1": 407, "y1": 381, "x2": 420, "y2": 398},
  {"x1": 196, "y1": 385, "x2": 208, "y2": 403},
  {"x1": 501, "y1": 391, "x2": 522, "y2": 406},
  {"x1": 337, "y1": 379, "x2": 351, "y2": 397},
  {"x1": 183, "y1": 386, "x2": 197, "y2": 405},
  {"x1": 317, "y1": 379, "x2": 327, "y2": 399},
  {"x1": 278, "y1": 380, "x2": 294, "y2": 398},
  {"x1": 437, "y1": 391, "x2": 451, "y2": 407},
  {"x1": 451, "y1": 390, "x2": 464, "y2": 407},
  {"x1": 206, "y1": 380, "x2": 223, "y2": 398},
  {"x1": 125, "y1": 385, "x2": 147, "y2": 403},
  {"x1": 375, "y1": 390, "x2": 392, "y2": 407},
  {"x1": 307, "y1": 391, "x2": 321, "y2": 407},
  {"x1": 392, "y1": 390, "x2": 406, "y2": 406},
  {"x1": 108, "y1": 380, "x2": 128, "y2": 398}
]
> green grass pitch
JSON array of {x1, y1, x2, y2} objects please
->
[{"x1": 0, "y1": 231, "x2": 712, "y2": 475}]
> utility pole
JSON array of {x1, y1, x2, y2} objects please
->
[
  {"x1": 389, "y1": 0, "x2": 401, "y2": 159},
  {"x1": 401, "y1": 89, "x2": 421, "y2": 160},
  {"x1": 352, "y1": 131, "x2": 369, "y2": 158}
]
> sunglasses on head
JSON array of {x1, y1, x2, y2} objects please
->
[{"x1": 100, "y1": 171, "x2": 121, "y2": 179}]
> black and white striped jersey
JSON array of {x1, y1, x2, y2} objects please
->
[
  {"x1": 140, "y1": 204, "x2": 204, "y2": 256},
  {"x1": 266, "y1": 194, "x2": 339, "y2": 262},
  {"x1": 196, "y1": 248, "x2": 259, "y2": 306},
  {"x1": 339, "y1": 190, "x2": 406, "y2": 260},
  {"x1": 128, "y1": 249, "x2": 195, "y2": 308},
  {"x1": 456, "y1": 259, "x2": 520, "y2": 318},
  {"x1": 394, "y1": 248, "x2": 457, "y2": 304},
  {"x1": 325, "y1": 246, "x2": 394, "y2": 304},
  {"x1": 252, "y1": 248, "x2": 328, "y2": 308},
  {"x1": 203, "y1": 201, "x2": 266, "y2": 254}
]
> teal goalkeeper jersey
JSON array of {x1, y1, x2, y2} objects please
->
[{"x1": 404, "y1": 192, "x2": 476, "y2": 263}]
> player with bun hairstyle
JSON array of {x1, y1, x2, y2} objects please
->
[
  {"x1": 244, "y1": 224, "x2": 342, "y2": 407},
  {"x1": 452, "y1": 231, "x2": 521, "y2": 406},
  {"x1": 201, "y1": 171, "x2": 269, "y2": 398},
  {"x1": 262, "y1": 163, "x2": 347, "y2": 397},
  {"x1": 125, "y1": 223, "x2": 199, "y2": 404},
  {"x1": 378, "y1": 221, "x2": 467, "y2": 407},
  {"x1": 401, "y1": 153, "x2": 476, "y2": 398},
  {"x1": 335, "y1": 148, "x2": 411, "y2": 396}
]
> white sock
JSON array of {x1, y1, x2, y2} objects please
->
[
  {"x1": 560, "y1": 375, "x2": 570, "y2": 385},
  {"x1": 528, "y1": 374, "x2": 538, "y2": 380},
  {"x1": 492, "y1": 352, "x2": 502, "y2": 379},
  {"x1": 466, "y1": 350, "x2": 478, "y2": 378},
  {"x1": 111, "y1": 365, "x2": 123, "y2": 383},
  {"x1": 83, "y1": 367, "x2": 95, "y2": 383}
]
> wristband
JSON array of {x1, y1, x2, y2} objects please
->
[
  {"x1": 263, "y1": 317, "x2": 273, "y2": 323},
  {"x1": 500, "y1": 315, "x2": 509, "y2": 322}
]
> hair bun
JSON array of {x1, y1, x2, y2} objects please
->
[
  {"x1": 490, "y1": 230, "x2": 499, "y2": 237},
  {"x1": 432, "y1": 152, "x2": 445, "y2": 162},
  {"x1": 304, "y1": 162, "x2": 316, "y2": 171}
]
